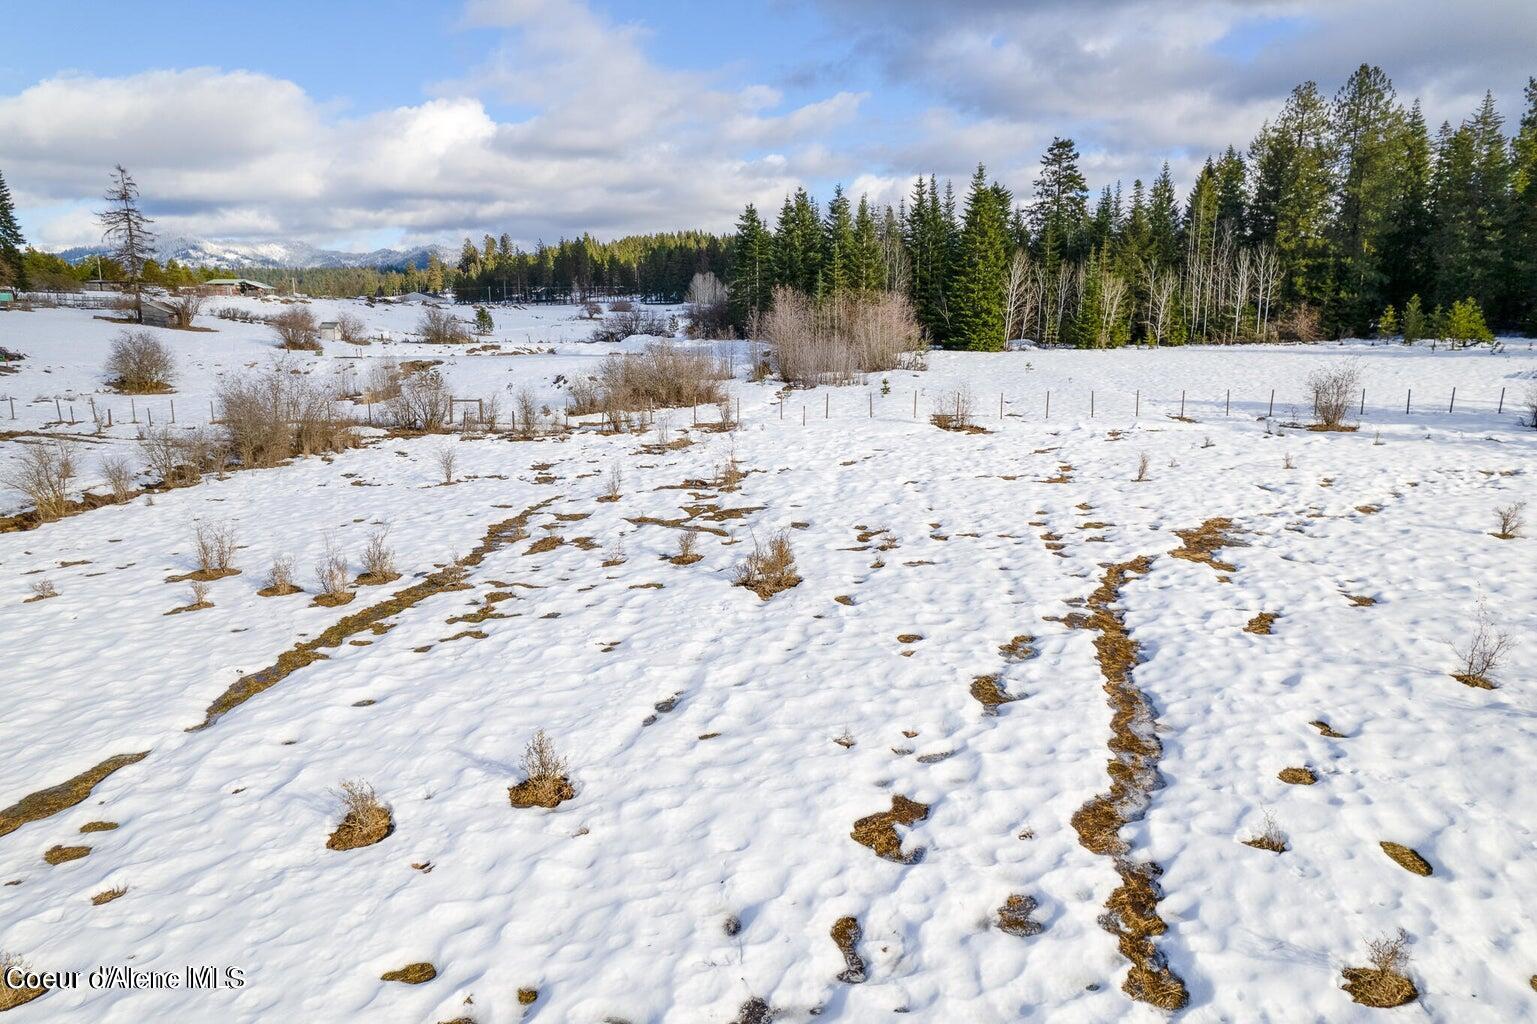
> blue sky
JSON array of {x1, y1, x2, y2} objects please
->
[{"x1": 2, "y1": 0, "x2": 1533, "y2": 252}]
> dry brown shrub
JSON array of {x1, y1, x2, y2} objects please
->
[
  {"x1": 27, "y1": 578, "x2": 59, "y2": 602},
  {"x1": 671, "y1": 529, "x2": 702, "y2": 565},
  {"x1": 593, "y1": 343, "x2": 727, "y2": 412},
  {"x1": 326, "y1": 779, "x2": 392, "y2": 850},
  {"x1": 418, "y1": 306, "x2": 470, "y2": 344},
  {"x1": 1242, "y1": 810, "x2": 1288, "y2": 853},
  {"x1": 733, "y1": 530, "x2": 800, "y2": 599},
  {"x1": 43, "y1": 844, "x2": 91, "y2": 864},
  {"x1": 931, "y1": 386, "x2": 978, "y2": 431},
  {"x1": 359, "y1": 527, "x2": 399, "y2": 583},
  {"x1": 269, "y1": 307, "x2": 321, "y2": 351},
  {"x1": 99, "y1": 453, "x2": 136, "y2": 502},
  {"x1": 260, "y1": 554, "x2": 300, "y2": 596},
  {"x1": 4, "y1": 441, "x2": 76, "y2": 521},
  {"x1": 1493, "y1": 501, "x2": 1526, "y2": 539},
  {"x1": 1343, "y1": 932, "x2": 1418, "y2": 1008},
  {"x1": 1134, "y1": 451, "x2": 1150, "y2": 482},
  {"x1": 599, "y1": 463, "x2": 622, "y2": 502},
  {"x1": 218, "y1": 366, "x2": 354, "y2": 467},
  {"x1": 336, "y1": 312, "x2": 367, "y2": 344},
  {"x1": 0, "y1": 952, "x2": 47, "y2": 1010},
  {"x1": 514, "y1": 387, "x2": 539, "y2": 438},
  {"x1": 386, "y1": 368, "x2": 452, "y2": 431},
  {"x1": 508, "y1": 729, "x2": 574, "y2": 808},
  {"x1": 362, "y1": 358, "x2": 403, "y2": 403},
  {"x1": 193, "y1": 520, "x2": 238, "y2": 576},
  {"x1": 763, "y1": 286, "x2": 920, "y2": 387},
  {"x1": 1278, "y1": 766, "x2": 1317, "y2": 785},
  {"x1": 1306, "y1": 359, "x2": 1362, "y2": 429},
  {"x1": 105, "y1": 330, "x2": 177, "y2": 392},
  {"x1": 1451, "y1": 600, "x2": 1513, "y2": 688},
  {"x1": 313, "y1": 540, "x2": 352, "y2": 606},
  {"x1": 434, "y1": 443, "x2": 458, "y2": 485},
  {"x1": 1274, "y1": 303, "x2": 1322, "y2": 342}
]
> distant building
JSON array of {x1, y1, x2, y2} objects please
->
[
  {"x1": 0, "y1": 289, "x2": 14, "y2": 307},
  {"x1": 82, "y1": 280, "x2": 125, "y2": 293},
  {"x1": 204, "y1": 278, "x2": 276, "y2": 296},
  {"x1": 319, "y1": 321, "x2": 340, "y2": 341},
  {"x1": 140, "y1": 298, "x2": 177, "y2": 328}
]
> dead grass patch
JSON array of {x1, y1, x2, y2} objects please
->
[
  {"x1": 1379, "y1": 842, "x2": 1432, "y2": 876},
  {"x1": 1244, "y1": 612, "x2": 1279, "y2": 635},
  {"x1": 43, "y1": 844, "x2": 91, "y2": 865},
  {"x1": 850, "y1": 794, "x2": 929, "y2": 863},
  {"x1": 996, "y1": 894, "x2": 1044, "y2": 937},
  {"x1": 1342, "y1": 933, "x2": 1418, "y2": 1008},
  {"x1": 1170, "y1": 518, "x2": 1240, "y2": 572},
  {"x1": 830, "y1": 915, "x2": 867, "y2": 983},
  {"x1": 1278, "y1": 766, "x2": 1317, "y2": 785},
  {"x1": 325, "y1": 780, "x2": 393, "y2": 851},
  {"x1": 1242, "y1": 811, "x2": 1289, "y2": 853},
  {"x1": 970, "y1": 674, "x2": 1019, "y2": 715},
  {"x1": 1347, "y1": 594, "x2": 1376, "y2": 607},
  {"x1": 1310, "y1": 720, "x2": 1346, "y2": 738},
  {"x1": 0, "y1": 751, "x2": 149, "y2": 839},
  {"x1": 0, "y1": 954, "x2": 47, "y2": 1011},
  {"x1": 91, "y1": 885, "x2": 128, "y2": 905},
  {"x1": 525, "y1": 535, "x2": 564, "y2": 555},
  {"x1": 734, "y1": 531, "x2": 800, "y2": 599},
  {"x1": 380, "y1": 962, "x2": 437, "y2": 984},
  {"x1": 79, "y1": 820, "x2": 118, "y2": 833}
]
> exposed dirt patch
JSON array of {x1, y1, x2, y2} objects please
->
[
  {"x1": 996, "y1": 894, "x2": 1044, "y2": 937},
  {"x1": 257, "y1": 582, "x2": 303, "y2": 597},
  {"x1": 831, "y1": 915, "x2": 867, "y2": 983},
  {"x1": 1310, "y1": 720, "x2": 1346, "y2": 738},
  {"x1": 1380, "y1": 842, "x2": 1432, "y2": 876},
  {"x1": 1452, "y1": 672, "x2": 1496, "y2": 689},
  {"x1": 380, "y1": 962, "x2": 437, "y2": 984},
  {"x1": 998, "y1": 635, "x2": 1036, "y2": 661},
  {"x1": 0, "y1": 751, "x2": 150, "y2": 840},
  {"x1": 851, "y1": 795, "x2": 929, "y2": 863},
  {"x1": 79, "y1": 820, "x2": 118, "y2": 833}
]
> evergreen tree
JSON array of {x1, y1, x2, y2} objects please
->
[
  {"x1": 1509, "y1": 78, "x2": 1537, "y2": 330},
  {"x1": 0, "y1": 167, "x2": 25, "y2": 289},
  {"x1": 1402, "y1": 293, "x2": 1426, "y2": 343},
  {"x1": 1444, "y1": 297, "x2": 1494, "y2": 346},
  {"x1": 905, "y1": 175, "x2": 953, "y2": 342},
  {"x1": 473, "y1": 306, "x2": 493, "y2": 335},
  {"x1": 851, "y1": 195, "x2": 885, "y2": 291},
  {"x1": 1146, "y1": 163, "x2": 1181, "y2": 266},
  {"x1": 728, "y1": 203, "x2": 774, "y2": 329},
  {"x1": 1381, "y1": 100, "x2": 1435, "y2": 309},
  {"x1": 1250, "y1": 83, "x2": 1336, "y2": 313},
  {"x1": 1376, "y1": 304, "x2": 1398, "y2": 338},
  {"x1": 1030, "y1": 138, "x2": 1089, "y2": 268},
  {"x1": 1214, "y1": 146, "x2": 1248, "y2": 237},
  {"x1": 1432, "y1": 94, "x2": 1511, "y2": 313},
  {"x1": 822, "y1": 185, "x2": 856, "y2": 296},
  {"x1": 1328, "y1": 64, "x2": 1403, "y2": 334},
  {"x1": 946, "y1": 165, "x2": 1011, "y2": 351},
  {"x1": 773, "y1": 188, "x2": 823, "y2": 295},
  {"x1": 457, "y1": 238, "x2": 481, "y2": 275}
]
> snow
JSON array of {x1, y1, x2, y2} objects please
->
[{"x1": 1, "y1": 300, "x2": 1535, "y2": 1022}]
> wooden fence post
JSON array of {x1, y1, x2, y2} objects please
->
[
  {"x1": 1135, "y1": 390, "x2": 1140, "y2": 418},
  {"x1": 1498, "y1": 387, "x2": 1505, "y2": 414},
  {"x1": 1268, "y1": 389, "x2": 1275, "y2": 417},
  {"x1": 1179, "y1": 391, "x2": 1186, "y2": 418},
  {"x1": 1406, "y1": 389, "x2": 1411, "y2": 414},
  {"x1": 1045, "y1": 391, "x2": 1051, "y2": 420},
  {"x1": 1448, "y1": 388, "x2": 1456, "y2": 413}
]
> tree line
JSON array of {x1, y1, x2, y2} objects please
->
[{"x1": 726, "y1": 65, "x2": 1537, "y2": 348}]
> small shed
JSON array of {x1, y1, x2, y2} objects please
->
[
  {"x1": 0, "y1": 289, "x2": 15, "y2": 307},
  {"x1": 319, "y1": 321, "x2": 340, "y2": 341},
  {"x1": 205, "y1": 278, "x2": 276, "y2": 296},
  {"x1": 140, "y1": 298, "x2": 176, "y2": 327}
]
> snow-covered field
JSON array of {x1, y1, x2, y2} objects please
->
[{"x1": 1, "y1": 299, "x2": 1535, "y2": 1022}]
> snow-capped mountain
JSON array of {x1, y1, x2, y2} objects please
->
[{"x1": 56, "y1": 236, "x2": 449, "y2": 270}]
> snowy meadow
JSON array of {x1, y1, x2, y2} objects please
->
[{"x1": 1, "y1": 297, "x2": 1536, "y2": 1022}]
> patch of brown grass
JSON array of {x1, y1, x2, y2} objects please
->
[
  {"x1": 1244, "y1": 612, "x2": 1278, "y2": 635},
  {"x1": 79, "y1": 820, "x2": 118, "y2": 833},
  {"x1": 0, "y1": 954, "x2": 47, "y2": 1011},
  {"x1": 525, "y1": 535, "x2": 564, "y2": 555},
  {"x1": 1309, "y1": 720, "x2": 1346, "y2": 738},
  {"x1": 850, "y1": 795, "x2": 929, "y2": 863},
  {"x1": 43, "y1": 844, "x2": 91, "y2": 865},
  {"x1": 970, "y1": 674, "x2": 1018, "y2": 714},
  {"x1": 998, "y1": 635, "x2": 1036, "y2": 661},
  {"x1": 830, "y1": 915, "x2": 867, "y2": 983},
  {"x1": 1170, "y1": 518, "x2": 1240, "y2": 573},
  {"x1": 996, "y1": 894, "x2": 1043, "y2": 937},
  {"x1": 1343, "y1": 933, "x2": 1418, "y2": 1008},
  {"x1": 0, "y1": 751, "x2": 149, "y2": 839},
  {"x1": 1379, "y1": 842, "x2": 1432, "y2": 876},
  {"x1": 380, "y1": 962, "x2": 437, "y2": 984},
  {"x1": 326, "y1": 780, "x2": 392, "y2": 851},
  {"x1": 1278, "y1": 766, "x2": 1317, "y2": 785},
  {"x1": 91, "y1": 885, "x2": 128, "y2": 905}
]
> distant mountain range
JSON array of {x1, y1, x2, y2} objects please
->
[{"x1": 56, "y1": 236, "x2": 450, "y2": 271}]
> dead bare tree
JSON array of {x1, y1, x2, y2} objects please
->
[
  {"x1": 98, "y1": 165, "x2": 156, "y2": 320},
  {"x1": 1002, "y1": 249, "x2": 1030, "y2": 343}
]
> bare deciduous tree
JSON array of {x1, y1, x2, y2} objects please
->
[
  {"x1": 98, "y1": 165, "x2": 156, "y2": 319},
  {"x1": 105, "y1": 330, "x2": 176, "y2": 392},
  {"x1": 1306, "y1": 359, "x2": 1362, "y2": 429}
]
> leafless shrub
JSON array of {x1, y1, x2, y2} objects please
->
[
  {"x1": 568, "y1": 378, "x2": 601, "y2": 416},
  {"x1": 764, "y1": 286, "x2": 921, "y2": 387},
  {"x1": 97, "y1": 452, "x2": 135, "y2": 502},
  {"x1": 188, "y1": 579, "x2": 212, "y2": 607},
  {"x1": 105, "y1": 330, "x2": 177, "y2": 392},
  {"x1": 1523, "y1": 383, "x2": 1537, "y2": 429},
  {"x1": 522, "y1": 729, "x2": 568, "y2": 783},
  {"x1": 476, "y1": 393, "x2": 502, "y2": 432},
  {"x1": 582, "y1": 301, "x2": 602, "y2": 319},
  {"x1": 514, "y1": 387, "x2": 539, "y2": 438},
  {"x1": 931, "y1": 386, "x2": 975, "y2": 430},
  {"x1": 166, "y1": 293, "x2": 203, "y2": 329},
  {"x1": 218, "y1": 366, "x2": 354, "y2": 467},
  {"x1": 28, "y1": 578, "x2": 58, "y2": 601},
  {"x1": 1283, "y1": 451, "x2": 1295, "y2": 470},
  {"x1": 1366, "y1": 932, "x2": 1411, "y2": 975},
  {"x1": 193, "y1": 520, "x2": 238, "y2": 575},
  {"x1": 717, "y1": 451, "x2": 744, "y2": 489},
  {"x1": 602, "y1": 536, "x2": 626, "y2": 566},
  {"x1": 336, "y1": 312, "x2": 368, "y2": 344},
  {"x1": 264, "y1": 554, "x2": 297, "y2": 594},
  {"x1": 386, "y1": 368, "x2": 452, "y2": 431},
  {"x1": 360, "y1": 527, "x2": 397, "y2": 580},
  {"x1": 590, "y1": 306, "x2": 672, "y2": 344},
  {"x1": 1274, "y1": 303, "x2": 1322, "y2": 342},
  {"x1": 675, "y1": 529, "x2": 700, "y2": 562},
  {"x1": 1306, "y1": 359, "x2": 1362, "y2": 429},
  {"x1": 434, "y1": 443, "x2": 458, "y2": 485},
  {"x1": 362, "y1": 359, "x2": 403, "y2": 403},
  {"x1": 269, "y1": 307, "x2": 321, "y2": 351},
  {"x1": 1494, "y1": 501, "x2": 1526, "y2": 539},
  {"x1": 593, "y1": 343, "x2": 727, "y2": 412},
  {"x1": 608, "y1": 298, "x2": 634, "y2": 313},
  {"x1": 4, "y1": 441, "x2": 76, "y2": 520},
  {"x1": 1451, "y1": 600, "x2": 1515, "y2": 687},
  {"x1": 315, "y1": 541, "x2": 351, "y2": 601},
  {"x1": 716, "y1": 397, "x2": 736, "y2": 430},
  {"x1": 684, "y1": 271, "x2": 732, "y2": 339},
  {"x1": 734, "y1": 530, "x2": 801, "y2": 599},
  {"x1": 654, "y1": 411, "x2": 674, "y2": 444},
  {"x1": 418, "y1": 306, "x2": 471, "y2": 344},
  {"x1": 1242, "y1": 809, "x2": 1288, "y2": 852},
  {"x1": 601, "y1": 463, "x2": 622, "y2": 501},
  {"x1": 326, "y1": 779, "x2": 392, "y2": 850},
  {"x1": 1134, "y1": 451, "x2": 1150, "y2": 482}
]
